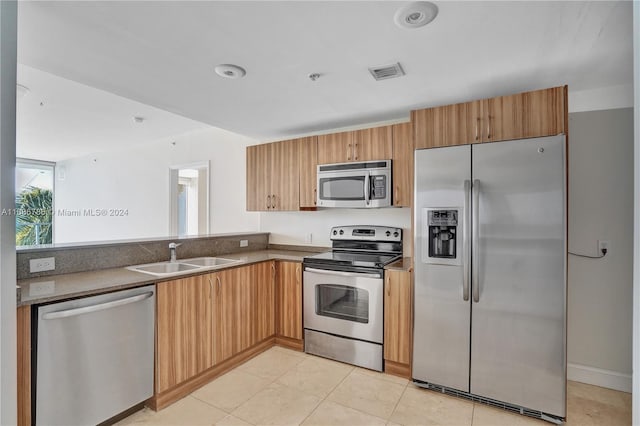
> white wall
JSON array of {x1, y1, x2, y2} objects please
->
[
  {"x1": 567, "y1": 107, "x2": 634, "y2": 392},
  {"x1": 54, "y1": 127, "x2": 260, "y2": 243},
  {"x1": 0, "y1": 1, "x2": 17, "y2": 423},
  {"x1": 261, "y1": 208, "x2": 411, "y2": 253}
]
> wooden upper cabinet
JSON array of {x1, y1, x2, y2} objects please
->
[
  {"x1": 317, "y1": 131, "x2": 353, "y2": 164},
  {"x1": 246, "y1": 144, "x2": 270, "y2": 211},
  {"x1": 483, "y1": 86, "x2": 566, "y2": 143},
  {"x1": 298, "y1": 136, "x2": 318, "y2": 208},
  {"x1": 353, "y1": 126, "x2": 392, "y2": 161},
  {"x1": 317, "y1": 126, "x2": 392, "y2": 164},
  {"x1": 412, "y1": 86, "x2": 567, "y2": 149},
  {"x1": 270, "y1": 139, "x2": 300, "y2": 211},
  {"x1": 276, "y1": 261, "x2": 303, "y2": 340},
  {"x1": 156, "y1": 275, "x2": 213, "y2": 393},
  {"x1": 246, "y1": 140, "x2": 300, "y2": 211},
  {"x1": 384, "y1": 269, "x2": 412, "y2": 366},
  {"x1": 391, "y1": 122, "x2": 413, "y2": 207},
  {"x1": 412, "y1": 100, "x2": 482, "y2": 149}
]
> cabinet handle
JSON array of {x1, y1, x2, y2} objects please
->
[
  {"x1": 266, "y1": 195, "x2": 271, "y2": 209},
  {"x1": 216, "y1": 276, "x2": 221, "y2": 294},
  {"x1": 313, "y1": 188, "x2": 317, "y2": 205},
  {"x1": 296, "y1": 266, "x2": 300, "y2": 284},
  {"x1": 208, "y1": 276, "x2": 213, "y2": 299},
  {"x1": 354, "y1": 142, "x2": 358, "y2": 160},
  {"x1": 475, "y1": 117, "x2": 480, "y2": 141},
  {"x1": 271, "y1": 194, "x2": 276, "y2": 209},
  {"x1": 386, "y1": 275, "x2": 391, "y2": 296},
  {"x1": 486, "y1": 115, "x2": 491, "y2": 139},
  {"x1": 271, "y1": 262, "x2": 276, "y2": 280},
  {"x1": 347, "y1": 143, "x2": 351, "y2": 161},
  {"x1": 394, "y1": 185, "x2": 399, "y2": 205}
]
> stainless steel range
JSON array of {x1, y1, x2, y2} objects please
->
[{"x1": 303, "y1": 225, "x2": 402, "y2": 371}]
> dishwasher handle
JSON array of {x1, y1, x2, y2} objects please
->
[{"x1": 42, "y1": 291, "x2": 154, "y2": 320}]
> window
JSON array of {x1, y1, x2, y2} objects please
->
[
  {"x1": 169, "y1": 162, "x2": 209, "y2": 236},
  {"x1": 16, "y1": 159, "x2": 55, "y2": 246}
]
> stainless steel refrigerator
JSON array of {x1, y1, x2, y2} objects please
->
[{"x1": 413, "y1": 135, "x2": 566, "y2": 422}]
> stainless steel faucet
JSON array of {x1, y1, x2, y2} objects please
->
[{"x1": 169, "y1": 242, "x2": 182, "y2": 262}]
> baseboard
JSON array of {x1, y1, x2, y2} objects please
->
[
  {"x1": 275, "y1": 335, "x2": 304, "y2": 351},
  {"x1": 567, "y1": 363, "x2": 632, "y2": 393},
  {"x1": 384, "y1": 360, "x2": 411, "y2": 379}
]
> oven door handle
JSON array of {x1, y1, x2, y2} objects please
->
[{"x1": 304, "y1": 267, "x2": 382, "y2": 279}]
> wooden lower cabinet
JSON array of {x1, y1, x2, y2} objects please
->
[
  {"x1": 155, "y1": 262, "x2": 279, "y2": 406},
  {"x1": 384, "y1": 269, "x2": 412, "y2": 378},
  {"x1": 156, "y1": 275, "x2": 214, "y2": 393},
  {"x1": 276, "y1": 261, "x2": 303, "y2": 343}
]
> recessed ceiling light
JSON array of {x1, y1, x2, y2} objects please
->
[
  {"x1": 394, "y1": 1, "x2": 438, "y2": 29},
  {"x1": 133, "y1": 116, "x2": 145, "y2": 123},
  {"x1": 215, "y1": 64, "x2": 247, "y2": 79}
]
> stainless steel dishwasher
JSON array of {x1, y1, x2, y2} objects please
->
[{"x1": 35, "y1": 285, "x2": 155, "y2": 426}]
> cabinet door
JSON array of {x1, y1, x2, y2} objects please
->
[
  {"x1": 412, "y1": 101, "x2": 482, "y2": 149},
  {"x1": 246, "y1": 144, "x2": 270, "y2": 211},
  {"x1": 384, "y1": 270, "x2": 412, "y2": 365},
  {"x1": 392, "y1": 122, "x2": 413, "y2": 207},
  {"x1": 252, "y1": 261, "x2": 276, "y2": 343},
  {"x1": 270, "y1": 139, "x2": 300, "y2": 211},
  {"x1": 353, "y1": 126, "x2": 392, "y2": 161},
  {"x1": 276, "y1": 261, "x2": 303, "y2": 340},
  {"x1": 484, "y1": 86, "x2": 566, "y2": 142},
  {"x1": 317, "y1": 131, "x2": 353, "y2": 164},
  {"x1": 157, "y1": 276, "x2": 213, "y2": 393},
  {"x1": 299, "y1": 136, "x2": 318, "y2": 208},
  {"x1": 215, "y1": 267, "x2": 253, "y2": 361}
]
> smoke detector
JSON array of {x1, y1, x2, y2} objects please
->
[
  {"x1": 369, "y1": 63, "x2": 405, "y2": 81},
  {"x1": 394, "y1": 2, "x2": 438, "y2": 29},
  {"x1": 215, "y1": 64, "x2": 246, "y2": 79}
]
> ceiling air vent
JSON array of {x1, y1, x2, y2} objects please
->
[{"x1": 368, "y1": 63, "x2": 405, "y2": 81}]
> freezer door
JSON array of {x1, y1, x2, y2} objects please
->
[
  {"x1": 470, "y1": 135, "x2": 566, "y2": 417},
  {"x1": 413, "y1": 145, "x2": 471, "y2": 392}
]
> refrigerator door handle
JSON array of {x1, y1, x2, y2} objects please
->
[
  {"x1": 463, "y1": 180, "x2": 471, "y2": 301},
  {"x1": 472, "y1": 179, "x2": 480, "y2": 303}
]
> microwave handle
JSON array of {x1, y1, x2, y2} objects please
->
[{"x1": 364, "y1": 173, "x2": 371, "y2": 206}]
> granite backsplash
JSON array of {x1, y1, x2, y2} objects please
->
[{"x1": 17, "y1": 232, "x2": 269, "y2": 279}]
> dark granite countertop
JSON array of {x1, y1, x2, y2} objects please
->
[
  {"x1": 385, "y1": 257, "x2": 413, "y2": 272},
  {"x1": 17, "y1": 249, "x2": 314, "y2": 306}
]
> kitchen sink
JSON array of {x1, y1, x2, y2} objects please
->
[
  {"x1": 127, "y1": 262, "x2": 202, "y2": 276},
  {"x1": 181, "y1": 257, "x2": 240, "y2": 267},
  {"x1": 127, "y1": 257, "x2": 240, "y2": 277}
]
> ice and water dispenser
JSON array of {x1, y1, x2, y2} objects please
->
[{"x1": 422, "y1": 208, "x2": 461, "y2": 265}]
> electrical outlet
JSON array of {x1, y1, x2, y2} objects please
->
[
  {"x1": 239, "y1": 239, "x2": 249, "y2": 247},
  {"x1": 29, "y1": 281, "x2": 55, "y2": 297},
  {"x1": 598, "y1": 240, "x2": 610, "y2": 254},
  {"x1": 29, "y1": 257, "x2": 55, "y2": 273}
]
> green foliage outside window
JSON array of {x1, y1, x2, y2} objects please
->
[{"x1": 16, "y1": 186, "x2": 53, "y2": 246}]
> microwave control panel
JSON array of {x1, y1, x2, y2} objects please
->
[{"x1": 370, "y1": 175, "x2": 386, "y2": 199}]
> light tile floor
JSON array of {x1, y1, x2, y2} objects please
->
[{"x1": 117, "y1": 346, "x2": 632, "y2": 426}]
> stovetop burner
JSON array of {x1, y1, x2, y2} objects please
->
[{"x1": 303, "y1": 225, "x2": 403, "y2": 271}]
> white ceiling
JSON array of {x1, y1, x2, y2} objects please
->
[
  {"x1": 16, "y1": 65, "x2": 211, "y2": 162},
  {"x1": 17, "y1": 1, "x2": 633, "y2": 150}
]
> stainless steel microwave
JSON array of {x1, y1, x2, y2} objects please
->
[{"x1": 316, "y1": 160, "x2": 391, "y2": 208}]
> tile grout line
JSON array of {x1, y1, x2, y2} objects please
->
[
  {"x1": 296, "y1": 363, "x2": 357, "y2": 425},
  {"x1": 386, "y1": 379, "x2": 410, "y2": 424}
]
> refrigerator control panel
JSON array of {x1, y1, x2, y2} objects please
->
[{"x1": 422, "y1": 208, "x2": 462, "y2": 266}]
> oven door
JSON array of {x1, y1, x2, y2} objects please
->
[{"x1": 303, "y1": 266, "x2": 383, "y2": 343}]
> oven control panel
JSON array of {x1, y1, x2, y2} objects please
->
[{"x1": 330, "y1": 225, "x2": 402, "y2": 242}]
